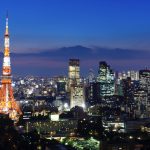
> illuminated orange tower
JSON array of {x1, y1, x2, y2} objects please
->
[{"x1": 0, "y1": 15, "x2": 21, "y2": 120}]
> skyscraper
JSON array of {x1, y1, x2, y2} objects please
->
[
  {"x1": 97, "y1": 61, "x2": 115, "y2": 97},
  {"x1": 134, "y1": 69, "x2": 150, "y2": 118},
  {"x1": 68, "y1": 59, "x2": 85, "y2": 109},
  {"x1": 68, "y1": 59, "x2": 80, "y2": 88},
  {"x1": 0, "y1": 16, "x2": 21, "y2": 120},
  {"x1": 139, "y1": 70, "x2": 150, "y2": 93},
  {"x1": 127, "y1": 71, "x2": 139, "y2": 81}
]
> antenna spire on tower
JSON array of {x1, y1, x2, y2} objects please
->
[{"x1": 5, "y1": 12, "x2": 9, "y2": 36}]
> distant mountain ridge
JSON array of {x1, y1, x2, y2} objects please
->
[
  {"x1": 0, "y1": 45, "x2": 149, "y2": 76},
  {"x1": 1, "y1": 45, "x2": 149, "y2": 60}
]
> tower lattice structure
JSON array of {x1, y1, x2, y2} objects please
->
[{"x1": 0, "y1": 16, "x2": 21, "y2": 120}]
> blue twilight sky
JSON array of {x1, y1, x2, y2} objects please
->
[{"x1": 0, "y1": 0, "x2": 149, "y2": 76}]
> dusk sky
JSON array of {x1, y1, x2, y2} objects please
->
[{"x1": 0, "y1": 0, "x2": 149, "y2": 76}]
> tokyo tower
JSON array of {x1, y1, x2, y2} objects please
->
[{"x1": 0, "y1": 15, "x2": 22, "y2": 120}]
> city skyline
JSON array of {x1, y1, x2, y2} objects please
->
[
  {"x1": 0, "y1": 0, "x2": 149, "y2": 75},
  {"x1": 0, "y1": 1, "x2": 150, "y2": 150}
]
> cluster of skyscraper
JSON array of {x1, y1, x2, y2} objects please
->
[{"x1": 68, "y1": 58, "x2": 150, "y2": 119}]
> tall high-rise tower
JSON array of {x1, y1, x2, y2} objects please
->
[
  {"x1": 97, "y1": 61, "x2": 115, "y2": 96},
  {"x1": 0, "y1": 16, "x2": 21, "y2": 120},
  {"x1": 68, "y1": 59, "x2": 80, "y2": 88},
  {"x1": 68, "y1": 59, "x2": 85, "y2": 109}
]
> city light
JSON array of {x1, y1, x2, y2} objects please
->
[{"x1": 0, "y1": 1, "x2": 149, "y2": 149}]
